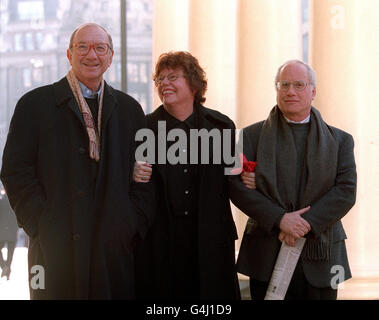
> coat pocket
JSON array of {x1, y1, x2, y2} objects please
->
[{"x1": 332, "y1": 222, "x2": 347, "y2": 242}]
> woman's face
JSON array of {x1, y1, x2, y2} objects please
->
[{"x1": 156, "y1": 67, "x2": 195, "y2": 108}]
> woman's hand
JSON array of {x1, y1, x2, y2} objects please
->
[
  {"x1": 241, "y1": 171, "x2": 256, "y2": 189},
  {"x1": 133, "y1": 161, "x2": 152, "y2": 183}
]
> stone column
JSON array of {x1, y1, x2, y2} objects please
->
[
  {"x1": 235, "y1": 0, "x2": 302, "y2": 252},
  {"x1": 152, "y1": 0, "x2": 190, "y2": 108},
  {"x1": 309, "y1": 0, "x2": 379, "y2": 299},
  {"x1": 237, "y1": 0, "x2": 302, "y2": 128},
  {"x1": 189, "y1": 0, "x2": 238, "y2": 121}
]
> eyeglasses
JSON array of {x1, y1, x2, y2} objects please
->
[
  {"x1": 72, "y1": 42, "x2": 111, "y2": 56},
  {"x1": 276, "y1": 80, "x2": 311, "y2": 92},
  {"x1": 154, "y1": 74, "x2": 185, "y2": 86}
]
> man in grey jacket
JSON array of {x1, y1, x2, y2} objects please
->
[{"x1": 230, "y1": 60, "x2": 357, "y2": 300}]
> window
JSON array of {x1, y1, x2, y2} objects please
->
[
  {"x1": 35, "y1": 32, "x2": 43, "y2": 49},
  {"x1": 140, "y1": 63, "x2": 148, "y2": 83},
  {"x1": 32, "y1": 68, "x2": 43, "y2": 84},
  {"x1": 14, "y1": 33, "x2": 23, "y2": 51},
  {"x1": 25, "y1": 32, "x2": 34, "y2": 50},
  {"x1": 23, "y1": 68, "x2": 32, "y2": 87},
  {"x1": 18, "y1": 1, "x2": 44, "y2": 21},
  {"x1": 128, "y1": 62, "x2": 139, "y2": 83}
]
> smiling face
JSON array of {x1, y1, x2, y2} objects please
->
[
  {"x1": 67, "y1": 25, "x2": 113, "y2": 91},
  {"x1": 276, "y1": 62, "x2": 316, "y2": 122},
  {"x1": 157, "y1": 67, "x2": 195, "y2": 109}
]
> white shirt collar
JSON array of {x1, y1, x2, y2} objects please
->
[{"x1": 284, "y1": 114, "x2": 310, "y2": 124}]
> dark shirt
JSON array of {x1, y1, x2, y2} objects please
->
[
  {"x1": 274, "y1": 122, "x2": 310, "y2": 228},
  {"x1": 161, "y1": 107, "x2": 200, "y2": 298},
  {"x1": 289, "y1": 122, "x2": 310, "y2": 210}
]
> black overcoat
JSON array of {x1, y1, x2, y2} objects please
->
[
  {"x1": 1, "y1": 77, "x2": 155, "y2": 299},
  {"x1": 136, "y1": 105, "x2": 240, "y2": 300}
]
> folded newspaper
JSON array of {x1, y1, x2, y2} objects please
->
[{"x1": 264, "y1": 237, "x2": 306, "y2": 300}]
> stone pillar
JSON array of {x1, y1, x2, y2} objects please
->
[
  {"x1": 309, "y1": 0, "x2": 379, "y2": 299},
  {"x1": 189, "y1": 0, "x2": 238, "y2": 121},
  {"x1": 237, "y1": 0, "x2": 302, "y2": 128},
  {"x1": 235, "y1": 0, "x2": 302, "y2": 252},
  {"x1": 152, "y1": 0, "x2": 190, "y2": 107}
]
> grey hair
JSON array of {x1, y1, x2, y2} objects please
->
[
  {"x1": 68, "y1": 23, "x2": 114, "y2": 52},
  {"x1": 275, "y1": 59, "x2": 316, "y2": 87}
]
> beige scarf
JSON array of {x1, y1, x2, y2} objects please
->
[{"x1": 66, "y1": 69, "x2": 104, "y2": 161}]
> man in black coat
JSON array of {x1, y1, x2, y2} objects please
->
[
  {"x1": 229, "y1": 60, "x2": 357, "y2": 300},
  {"x1": 0, "y1": 23, "x2": 154, "y2": 299}
]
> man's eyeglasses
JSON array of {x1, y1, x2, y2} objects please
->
[
  {"x1": 154, "y1": 74, "x2": 185, "y2": 86},
  {"x1": 276, "y1": 80, "x2": 310, "y2": 92},
  {"x1": 72, "y1": 42, "x2": 111, "y2": 56}
]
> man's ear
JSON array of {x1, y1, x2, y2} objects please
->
[
  {"x1": 67, "y1": 49, "x2": 72, "y2": 65},
  {"x1": 107, "y1": 50, "x2": 114, "y2": 68},
  {"x1": 311, "y1": 86, "x2": 316, "y2": 100}
]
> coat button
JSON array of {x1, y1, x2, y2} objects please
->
[
  {"x1": 72, "y1": 234, "x2": 80, "y2": 241},
  {"x1": 79, "y1": 147, "x2": 86, "y2": 154},
  {"x1": 76, "y1": 190, "x2": 86, "y2": 197}
]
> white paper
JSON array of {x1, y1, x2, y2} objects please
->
[{"x1": 264, "y1": 237, "x2": 306, "y2": 300}]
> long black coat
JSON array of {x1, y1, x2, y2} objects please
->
[
  {"x1": 1, "y1": 77, "x2": 155, "y2": 299},
  {"x1": 135, "y1": 105, "x2": 240, "y2": 300}
]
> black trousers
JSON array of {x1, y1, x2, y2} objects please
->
[{"x1": 250, "y1": 262, "x2": 337, "y2": 300}]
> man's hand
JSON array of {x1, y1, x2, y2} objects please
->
[
  {"x1": 279, "y1": 206, "x2": 311, "y2": 239},
  {"x1": 133, "y1": 161, "x2": 152, "y2": 183},
  {"x1": 278, "y1": 231, "x2": 297, "y2": 247},
  {"x1": 241, "y1": 172, "x2": 256, "y2": 189}
]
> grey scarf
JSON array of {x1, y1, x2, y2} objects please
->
[{"x1": 256, "y1": 106, "x2": 338, "y2": 261}]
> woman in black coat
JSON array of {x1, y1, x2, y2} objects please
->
[{"x1": 134, "y1": 51, "x2": 240, "y2": 300}]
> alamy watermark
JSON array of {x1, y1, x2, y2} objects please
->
[
  {"x1": 135, "y1": 121, "x2": 244, "y2": 175},
  {"x1": 330, "y1": 265, "x2": 345, "y2": 289},
  {"x1": 331, "y1": 5, "x2": 345, "y2": 30},
  {"x1": 30, "y1": 265, "x2": 45, "y2": 290}
]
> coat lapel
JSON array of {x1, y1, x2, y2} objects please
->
[
  {"x1": 100, "y1": 83, "x2": 116, "y2": 136},
  {"x1": 196, "y1": 106, "x2": 234, "y2": 209},
  {"x1": 147, "y1": 106, "x2": 169, "y2": 189},
  {"x1": 53, "y1": 77, "x2": 86, "y2": 128},
  {"x1": 67, "y1": 99, "x2": 86, "y2": 128},
  {"x1": 196, "y1": 108, "x2": 215, "y2": 198}
]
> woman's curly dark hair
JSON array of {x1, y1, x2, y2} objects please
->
[{"x1": 153, "y1": 51, "x2": 207, "y2": 104}]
